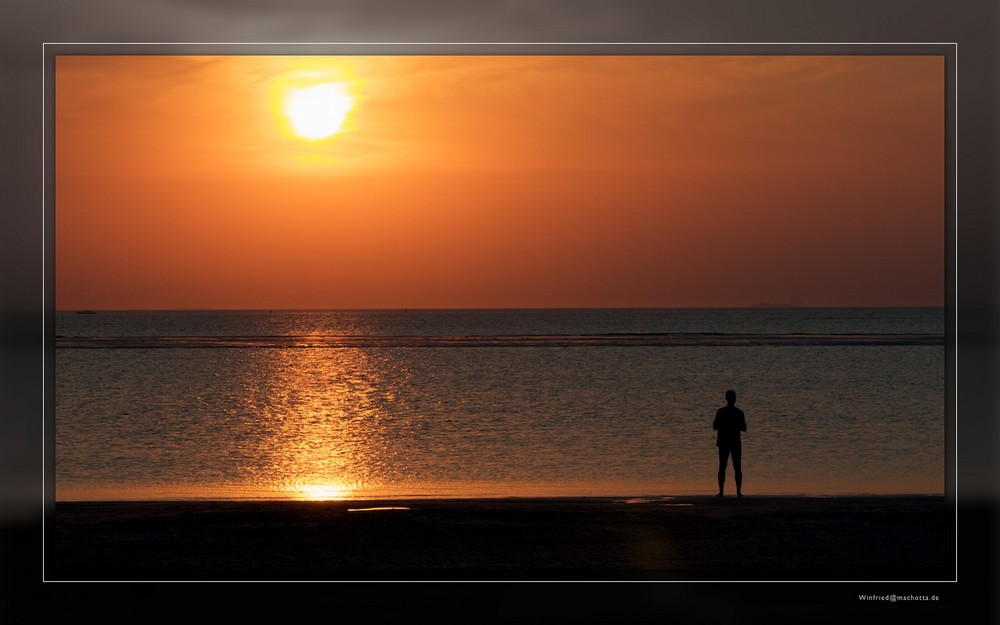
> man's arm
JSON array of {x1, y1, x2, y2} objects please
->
[{"x1": 740, "y1": 409, "x2": 747, "y2": 432}]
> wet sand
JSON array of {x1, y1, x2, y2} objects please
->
[{"x1": 46, "y1": 495, "x2": 953, "y2": 582}]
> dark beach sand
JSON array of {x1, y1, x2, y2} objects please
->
[{"x1": 46, "y1": 495, "x2": 953, "y2": 582}]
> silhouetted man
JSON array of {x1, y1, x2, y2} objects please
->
[{"x1": 713, "y1": 389, "x2": 747, "y2": 497}]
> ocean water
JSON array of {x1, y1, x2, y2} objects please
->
[{"x1": 53, "y1": 308, "x2": 947, "y2": 501}]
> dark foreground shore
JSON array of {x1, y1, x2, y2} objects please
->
[{"x1": 47, "y1": 495, "x2": 953, "y2": 582}]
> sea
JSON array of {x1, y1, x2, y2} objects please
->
[{"x1": 53, "y1": 308, "x2": 947, "y2": 501}]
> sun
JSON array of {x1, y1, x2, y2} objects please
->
[{"x1": 283, "y1": 82, "x2": 354, "y2": 141}]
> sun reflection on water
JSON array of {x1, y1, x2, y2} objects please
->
[
  {"x1": 294, "y1": 482, "x2": 353, "y2": 501},
  {"x1": 229, "y1": 323, "x2": 413, "y2": 500}
]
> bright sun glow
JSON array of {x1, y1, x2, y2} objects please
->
[
  {"x1": 284, "y1": 82, "x2": 354, "y2": 140},
  {"x1": 297, "y1": 483, "x2": 351, "y2": 501}
]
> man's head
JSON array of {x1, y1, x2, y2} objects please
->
[{"x1": 725, "y1": 390, "x2": 736, "y2": 404}]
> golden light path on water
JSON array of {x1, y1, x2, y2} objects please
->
[{"x1": 243, "y1": 341, "x2": 400, "y2": 502}]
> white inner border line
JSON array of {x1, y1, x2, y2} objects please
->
[{"x1": 41, "y1": 42, "x2": 959, "y2": 585}]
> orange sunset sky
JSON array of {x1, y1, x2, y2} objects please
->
[{"x1": 55, "y1": 55, "x2": 945, "y2": 310}]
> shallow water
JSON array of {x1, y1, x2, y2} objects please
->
[{"x1": 53, "y1": 308, "x2": 947, "y2": 501}]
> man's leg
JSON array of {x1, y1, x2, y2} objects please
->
[
  {"x1": 717, "y1": 447, "x2": 729, "y2": 496},
  {"x1": 732, "y1": 444, "x2": 743, "y2": 497}
]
